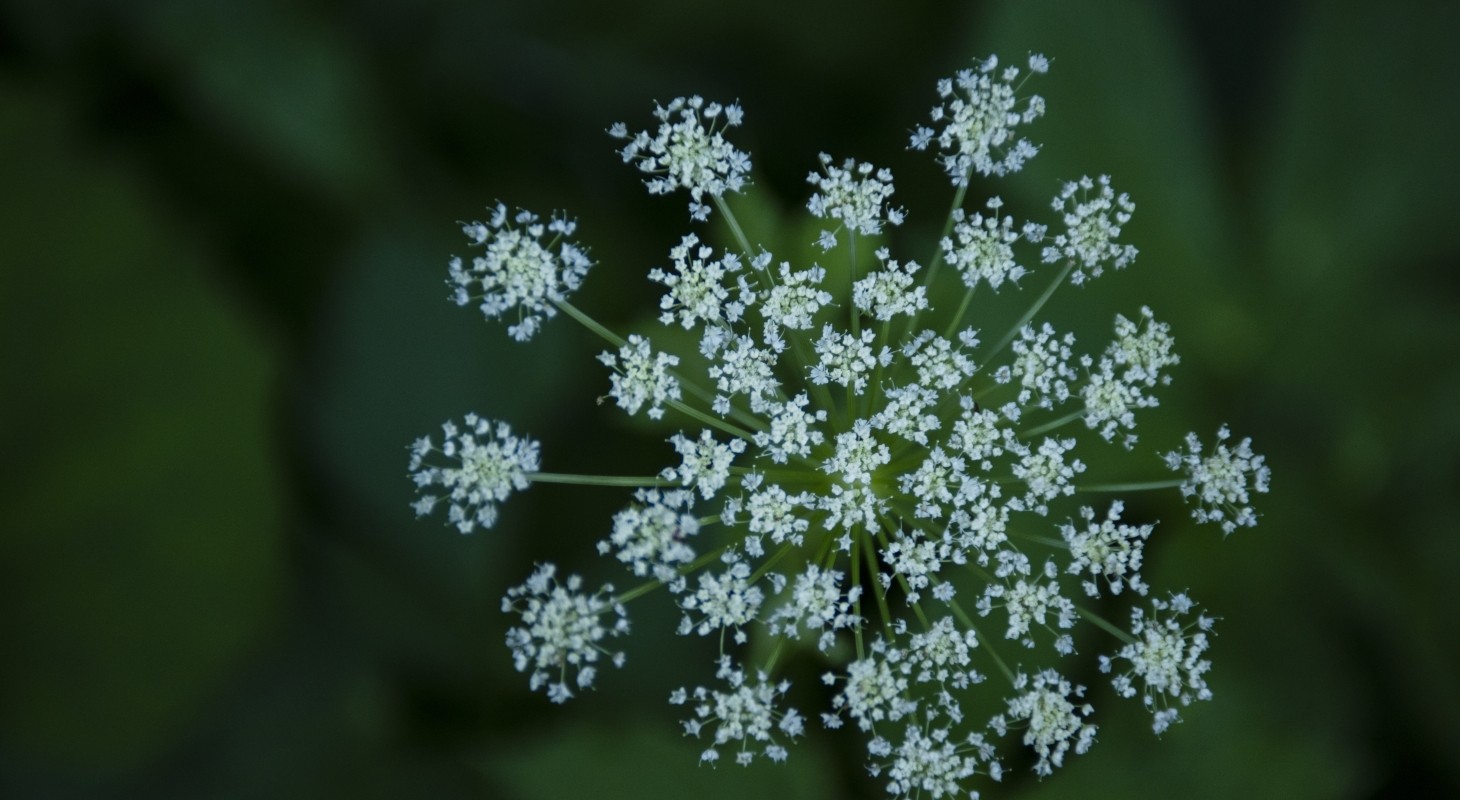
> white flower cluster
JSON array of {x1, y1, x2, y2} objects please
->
[
  {"x1": 408, "y1": 414, "x2": 539, "y2": 534},
  {"x1": 1081, "y1": 306, "x2": 1179, "y2": 448},
  {"x1": 449, "y1": 204, "x2": 592, "y2": 341},
  {"x1": 1041, "y1": 175, "x2": 1139, "y2": 285},
  {"x1": 989, "y1": 669, "x2": 1096, "y2": 777},
  {"x1": 598, "y1": 334, "x2": 681, "y2": 420},
  {"x1": 610, "y1": 96, "x2": 750, "y2": 221},
  {"x1": 502, "y1": 564, "x2": 629, "y2": 704},
  {"x1": 807, "y1": 153, "x2": 906, "y2": 250},
  {"x1": 1060, "y1": 501, "x2": 1153, "y2": 597},
  {"x1": 1164, "y1": 424, "x2": 1271, "y2": 534},
  {"x1": 911, "y1": 53, "x2": 1049, "y2": 183},
  {"x1": 942, "y1": 197, "x2": 1042, "y2": 291},
  {"x1": 410, "y1": 53, "x2": 1272, "y2": 799},
  {"x1": 1099, "y1": 593, "x2": 1215, "y2": 734},
  {"x1": 672, "y1": 656, "x2": 805, "y2": 765}
]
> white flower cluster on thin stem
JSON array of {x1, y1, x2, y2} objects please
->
[
  {"x1": 409, "y1": 53, "x2": 1272, "y2": 799},
  {"x1": 408, "y1": 414, "x2": 539, "y2": 534},
  {"x1": 1041, "y1": 175, "x2": 1139, "y2": 286},
  {"x1": 1099, "y1": 592, "x2": 1215, "y2": 734},
  {"x1": 1164, "y1": 424, "x2": 1271, "y2": 534},
  {"x1": 449, "y1": 204, "x2": 592, "y2": 341},
  {"x1": 807, "y1": 153, "x2": 906, "y2": 250},
  {"x1": 502, "y1": 564, "x2": 629, "y2": 704},
  {"x1": 672, "y1": 655, "x2": 805, "y2": 765},
  {"x1": 943, "y1": 197, "x2": 1042, "y2": 292},
  {"x1": 610, "y1": 96, "x2": 750, "y2": 221},
  {"x1": 989, "y1": 668, "x2": 1096, "y2": 777},
  {"x1": 910, "y1": 53, "x2": 1049, "y2": 183}
]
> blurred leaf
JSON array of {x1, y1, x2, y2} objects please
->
[
  {"x1": 0, "y1": 84, "x2": 283, "y2": 774},
  {"x1": 132, "y1": 0, "x2": 392, "y2": 203},
  {"x1": 1254, "y1": 2, "x2": 1460, "y2": 782}
]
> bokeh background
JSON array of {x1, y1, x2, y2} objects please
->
[{"x1": 3, "y1": 0, "x2": 1458, "y2": 797}]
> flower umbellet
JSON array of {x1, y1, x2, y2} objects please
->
[{"x1": 408, "y1": 53, "x2": 1270, "y2": 797}]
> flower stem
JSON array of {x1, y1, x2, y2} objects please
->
[
  {"x1": 749, "y1": 541, "x2": 796, "y2": 584},
  {"x1": 554, "y1": 298, "x2": 625, "y2": 348},
  {"x1": 944, "y1": 591, "x2": 1015, "y2": 685},
  {"x1": 851, "y1": 534, "x2": 866, "y2": 660},
  {"x1": 1076, "y1": 605, "x2": 1137, "y2": 645},
  {"x1": 1077, "y1": 478, "x2": 1183, "y2": 493},
  {"x1": 613, "y1": 547, "x2": 724, "y2": 605},
  {"x1": 557, "y1": 299, "x2": 762, "y2": 438},
  {"x1": 943, "y1": 284, "x2": 977, "y2": 341},
  {"x1": 712, "y1": 195, "x2": 756, "y2": 260},
  {"x1": 862, "y1": 530, "x2": 894, "y2": 631},
  {"x1": 531, "y1": 472, "x2": 674, "y2": 488},
  {"x1": 984, "y1": 257, "x2": 1076, "y2": 364},
  {"x1": 668, "y1": 398, "x2": 755, "y2": 441},
  {"x1": 849, "y1": 234, "x2": 861, "y2": 338},
  {"x1": 1020, "y1": 406, "x2": 1086, "y2": 438},
  {"x1": 903, "y1": 167, "x2": 971, "y2": 338}
]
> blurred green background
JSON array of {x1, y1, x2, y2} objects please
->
[{"x1": 3, "y1": 0, "x2": 1458, "y2": 797}]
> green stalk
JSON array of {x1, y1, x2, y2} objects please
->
[
  {"x1": 1076, "y1": 605, "x2": 1137, "y2": 646},
  {"x1": 531, "y1": 472, "x2": 674, "y2": 488},
  {"x1": 984, "y1": 257, "x2": 1075, "y2": 364},
  {"x1": 1077, "y1": 478, "x2": 1183, "y2": 493}
]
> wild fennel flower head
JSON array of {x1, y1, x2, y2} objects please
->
[{"x1": 410, "y1": 53, "x2": 1271, "y2": 797}]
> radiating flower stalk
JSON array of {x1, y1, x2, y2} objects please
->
[{"x1": 409, "y1": 54, "x2": 1270, "y2": 796}]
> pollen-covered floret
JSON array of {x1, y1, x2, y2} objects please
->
[
  {"x1": 449, "y1": 204, "x2": 592, "y2": 341},
  {"x1": 672, "y1": 656, "x2": 804, "y2": 765},
  {"x1": 943, "y1": 197, "x2": 1042, "y2": 291},
  {"x1": 811, "y1": 326, "x2": 892, "y2": 394},
  {"x1": 995, "y1": 322, "x2": 1078, "y2": 410},
  {"x1": 1100, "y1": 592, "x2": 1214, "y2": 734},
  {"x1": 409, "y1": 414, "x2": 539, "y2": 534},
  {"x1": 679, "y1": 556, "x2": 764, "y2": 643},
  {"x1": 651, "y1": 233, "x2": 747, "y2": 330},
  {"x1": 664, "y1": 429, "x2": 745, "y2": 499},
  {"x1": 1040, "y1": 175, "x2": 1138, "y2": 284},
  {"x1": 1009, "y1": 436, "x2": 1085, "y2": 515},
  {"x1": 899, "y1": 447, "x2": 966, "y2": 519},
  {"x1": 761, "y1": 262, "x2": 834, "y2": 334},
  {"x1": 1080, "y1": 307, "x2": 1178, "y2": 448},
  {"x1": 1060, "y1": 501, "x2": 1152, "y2": 597},
  {"x1": 807, "y1": 153, "x2": 905, "y2": 249},
  {"x1": 823, "y1": 419, "x2": 892, "y2": 486},
  {"x1": 853, "y1": 248, "x2": 928, "y2": 321},
  {"x1": 903, "y1": 330, "x2": 979, "y2": 390},
  {"x1": 599, "y1": 334, "x2": 681, "y2": 419},
  {"x1": 990, "y1": 669, "x2": 1096, "y2": 777},
  {"x1": 708, "y1": 335, "x2": 780, "y2": 414},
  {"x1": 610, "y1": 96, "x2": 750, "y2": 221},
  {"x1": 768, "y1": 564, "x2": 862, "y2": 651},
  {"x1": 754, "y1": 393, "x2": 827, "y2": 464},
  {"x1": 830, "y1": 644, "x2": 917, "y2": 732},
  {"x1": 904, "y1": 616, "x2": 983, "y2": 689},
  {"x1": 872, "y1": 724, "x2": 997, "y2": 800},
  {"x1": 738, "y1": 483, "x2": 815, "y2": 546},
  {"x1": 502, "y1": 563, "x2": 628, "y2": 703},
  {"x1": 872, "y1": 385, "x2": 941, "y2": 445},
  {"x1": 600, "y1": 488, "x2": 699, "y2": 581},
  {"x1": 978, "y1": 554, "x2": 1076, "y2": 650},
  {"x1": 910, "y1": 53, "x2": 1049, "y2": 183},
  {"x1": 948, "y1": 401, "x2": 1014, "y2": 468},
  {"x1": 1164, "y1": 425, "x2": 1271, "y2": 534}
]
